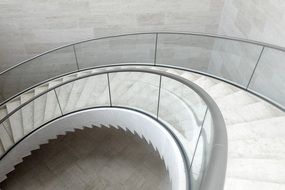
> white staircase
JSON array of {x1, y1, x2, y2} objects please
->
[
  {"x1": 0, "y1": 66, "x2": 284, "y2": 190},
  {"x1": 161, "y1": 67, "x2": 285, "y2": 190}
]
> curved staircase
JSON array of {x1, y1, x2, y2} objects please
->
[
  {"x1": 0, "y1": 32, "x2": 285, "y2": 190},
  {"x1": 1, "y1": 64, "x2": 285, "y2": 189},
  {"x1": 1, "y1": 126, "x2": 171, "y2": 190},
  {"x1": 160, "y1": 67, "x2": 285, "y2": 190}
]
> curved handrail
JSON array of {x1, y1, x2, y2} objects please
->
[
  {"x1": 0, "y1": 107, "x2": 190, "y2": 190},
  {"x1": 0, "y1": 67, "x2": 227, "y2": 190},
  {"x1": 1, "y1": 31, "x2": 285, "y2": 76},
  {"x1": 0, "y1": 32, "x2": 284, "y2": 112}
]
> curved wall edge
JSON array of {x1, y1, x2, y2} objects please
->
[{"x1": 0, "y1": 107, "x2": 187, "y2": 190}]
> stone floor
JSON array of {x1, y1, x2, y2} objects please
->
[{"x1": 0, "y1": 127, "x2": 171, "y2": 190}]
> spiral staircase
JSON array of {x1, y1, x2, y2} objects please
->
[{"x1": 0, "y1": 32, "x2": 284, "y2": 190}]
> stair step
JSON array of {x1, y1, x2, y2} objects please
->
[
  {"x1": 180, "y1": 72, "x2": 200, "y2": 81},
  {"x1": 0, "y1": 142, "x2": 4, "y2": 156},
  {"x1": 0, "y1": 107, "x2": 6, "y2": 121},
  {"x1": 164, "y1": 69, "x2": 185, "y2": 76},
  {"x1": 226, "y1": 158, "x2": 285, "y2": 184},
  {"x1": 0, "y1": 108, "x2": 13, "y2": 138},
  {"x1": 0, "y1": 174, "x2": 7, "y2": 182},
  {"x1": 215, "y1": 90, "x2": 259, "y2": 109},
  {"x1": 225, "y1": 177, "x2": 285, "y2": 190},
  {"x1": 44, "y1": 81, "x2": 62, "y2": 121},
  {"x1": 6, "y1": 99, "x2": 23, "y2": 142},
  {"x1": 62, "y1": 72, "x2": 91, "y2": 113},
  {"x1": 47, "y1": 79, "x2": 63, "y2": 89},
  {"x1": 108, "y1": 72, "x2": 137, "y2": 101},
  {"x1": 75, "y1": 76, "x2": 100, "y2": 109},
  {"x1": 44, "y1": 79, "x2": 63, "y2": 121},
  {"x1": 228, "y1": 137, "x2": 285, "y2": 160},
  {"x1": 20, "y1": 92, "x2": 34, "y2": 135},
  {"x1": 193, "y1": 76, "x2": 218, "y2": 89},
  {"x1": 221, "y1": 101, "x2": 284, "y2": 125},
  {"x1": 62, "y1": 74, "x2": 77, "y2": 83},
  {"x1": 76, "y1": 70, "x2": 92, "y2": 78},
  {"x1": 55, "y1": 75, "x2": 78, "y2": 112},
  {"x1": 227, "y1": 116, "x2": 285, "y2": 141},
  {"x1": 33, "y1": 85, "x2": 49, "y2": 128},
  {"x1": 91, "y1": 67, "x2": 111, "y2": 74},
  {"x1": 76, "y1": 74, "x2": 110, "y2": 109},
  {"x1": 0, "y1": 123, "x2": 14, "y2": 151},
  {"x1": 206, "y1": 82, "x2": 238, "y2": 99}
]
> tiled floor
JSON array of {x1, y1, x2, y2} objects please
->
[{"x1": 0, "y1": 127, "x2": 171, "y2": 190}]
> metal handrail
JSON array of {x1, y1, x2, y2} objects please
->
[
  {"x1": 1, "y1": 31, "x2": 285, "y2": 76},
  {"x1": 0, "y1": 67, "x2": 227, "y2": 190},
  {"x1": 0, "y1": 32, "x2": 284, "y2": 112}
]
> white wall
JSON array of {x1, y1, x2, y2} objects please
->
[
  {"x1": 217, "y1": 0, "x2": 285, "y2": 46},
  {"x1": 0, "y1": 0, "x2": 285, "y2": 72},
  {"x1": 0, "y1": 0, "x2": 225, "y2": 71}
]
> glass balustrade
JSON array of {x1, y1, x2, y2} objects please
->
[
  {"x1": 0, "y1": 46, "x2": 78, "y2": 103},
  {"x1": 109, "y1": 72, "x2": 160, "y2": 116},
  {"x1": 0, "y1": 33, "x2": 284, "y2": 111},
  {"x1": 158, "y1": 76, "x2": 208, "y2": 166},
  {"x1": 74, "y1": 34, "x2": 156, "y2": 69},
  {"x1": 0, "y1": 70, "x2": 219, "y2": 190},
  {"x1": 55, "y1": 74, "x2": 110, "y2": 114}
]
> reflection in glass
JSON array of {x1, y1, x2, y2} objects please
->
[
  {"x1": 109, "y1": 72, "x2": 160, "y2": 116},
  {"x1": 156, "y1": 34, "x2": 263, "y2": 87},
  {"x1": 158, "y1": 76, "x2": 207, "y2": 164},
  {"x1": 55, "y1": 74, "x2": 110, "y2": 114},
  {"x1": 0, "y1": 46, "x2": 77, "y2": 103},
  {"x1": 190, "y1": 110, "x2": 213, "y2": 190},
  {"x1": 249, "y1": 47, "x2": 285, "y2": 107},
  {"x1": 0, "y1": 91, "x2": 61, "y2": 149},
  {"x1": 75, "y1": 34, "x2": 156, "y2": 69}
]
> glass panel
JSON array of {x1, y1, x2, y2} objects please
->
[
  {"x1": 156, "y1": 34, "x2": 263, "y2": 87},
  {"x1": 0, "y1": 46, "x2": 77, "y2": 103},
  {"x1": 109, "y1": 72, "x2": 160, "y2": 116},
  {"x1": 55, "y1": 74, "x2": 110, "y2": 114},
  {"x1": 0, "y1": 91, "x2": 61, "y2": 146},
  {"x1": 248, "y1": 47, "x2": 285, "y2": 108},
  {"x1": 74, "y1": 34, "x2": 156, "y2": 69},
  {"x1": 0, "y1": 123, "x2": 14, "y2": 153},
  {"x1": 190, "y1": 110, "x2": 213, "y2": 190},
  {"x1": 158, "y1": 76, "x2": 207, "y2": 164}
]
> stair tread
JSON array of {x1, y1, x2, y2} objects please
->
[
  {"x1": 227, "y1": 116, "x2": 285, "y2": 141},
  {"x1": 228, "y1": 116, "x2": 285, "y2": 127},
  {"x1": 62, "y1": 73, "x2": 90, "y2": 113},
  {"x1": 0, "y1": 109, "x2": 13, "y2": 138},
  {"x1": 20, "y1": 92, "x2": 34, "y2": 135},
  {"x1": 43, "y1": 79, "x2": 63, "y2": 121},
  {"x1": 6, "y1": 99, "x2": 23, "y2": 142},
  {"x1": 62, "y1": 74, "x2": 77, "y2": 82},
  {"x1": 206, "y1": 82, "x2": 238, "y2": 99},
  {"x1": 193, "y1": 76, "x2": 218, "y2": 89},
  {"x1": 75, "y1": 75, "x2": 109, "y2": 109},
  {"x1": 33, "y1": 86, "x2": 49, "y2": 128},
  {"x1": 43, "y1": 91, "x2": 61, "y2": 122},
  {"x1": 227, "y1": 158, "x2": 285, "y2": 183},
  {"x1": 221, "y1": 101, "x2": 284, "y2": 125},
  {"x1": 228, "y1": 138, "x2": 285, "y2": 159},
  {"x1": 225, "y1": 177, "x2": 285, "y2": 190},
  {"x1": 0, "y1": 141, "x2": 4, "y2": 156},
  {"x1": 0, "y1": 123, "x2": 14, "y2": 151},
  {"x1": 215, "y1": 91, "x2": 259, "y2": 109},
  {"x1": 47, "y1": 79, "x2": 63, "y2": 89}
]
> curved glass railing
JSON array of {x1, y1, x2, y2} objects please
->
[
  {"x1": 0, "y1": 32, "x2": 284, "y2": 111},
  {"x1": 0, "y1": 68, "x2": 227, "y2": 190}
]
